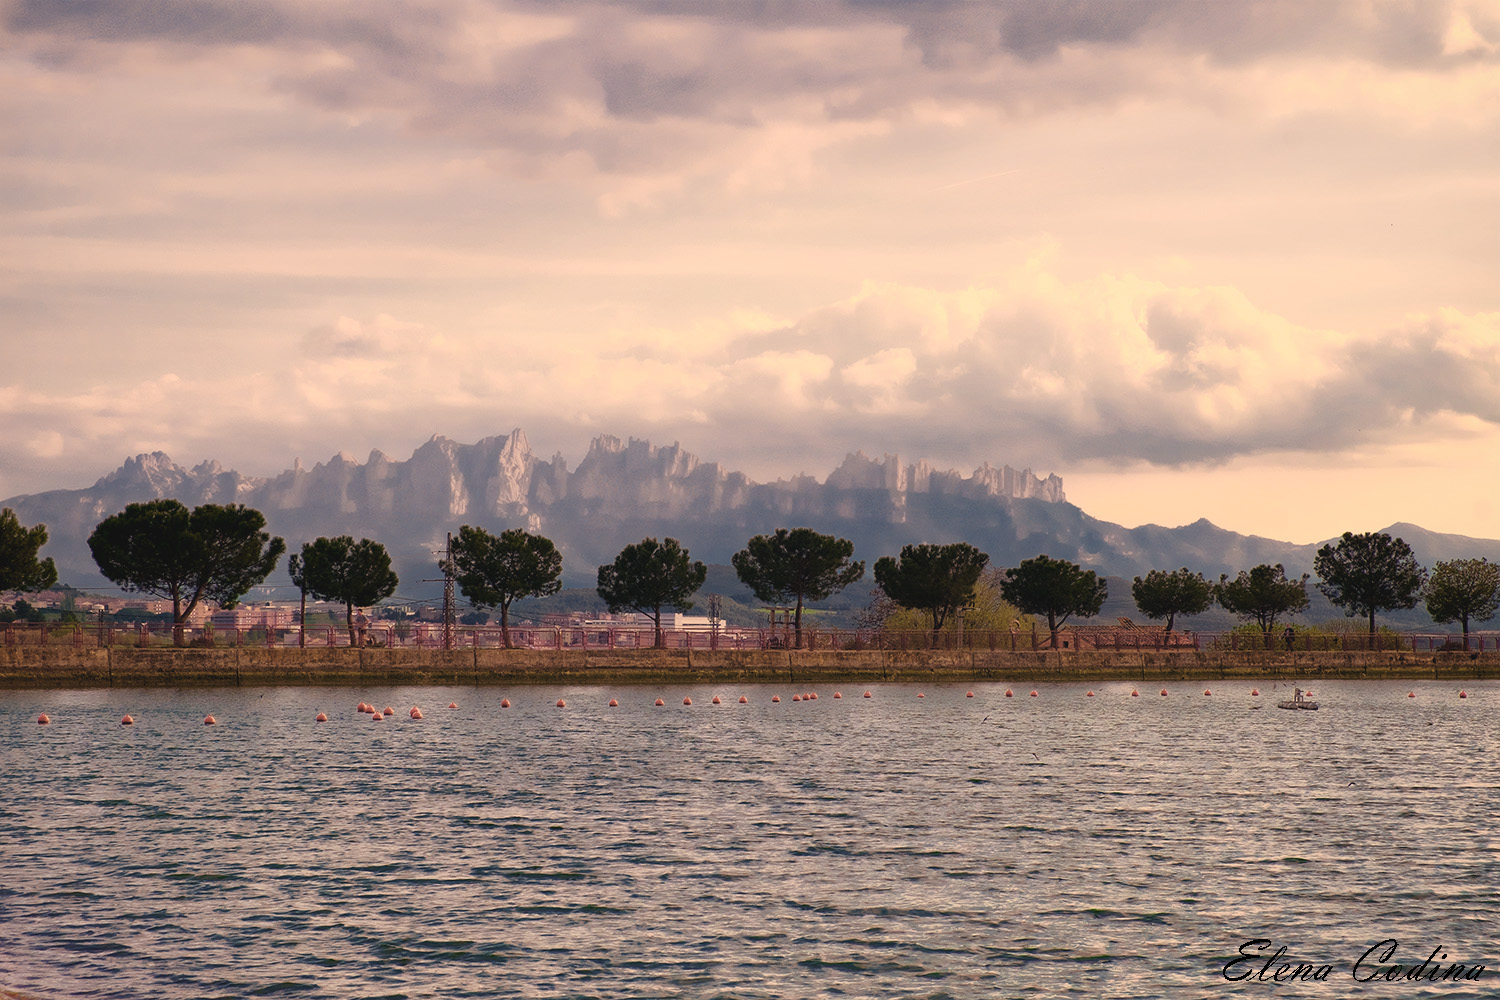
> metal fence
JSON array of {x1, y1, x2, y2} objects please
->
[{"x1": 4, "y1": 621, "x2": 1498, "y2": 653}]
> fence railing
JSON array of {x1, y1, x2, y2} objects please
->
[{"x1": 4, "y1": 621, "x2": 1498, "y2": 653}]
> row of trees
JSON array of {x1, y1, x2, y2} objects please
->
[
  {"x1": 3, "y1": 503, "x2": 1498, "y2": 649},
  {"x1": 1132, "y1": 532, "x2": 1500, "y2": 644}
]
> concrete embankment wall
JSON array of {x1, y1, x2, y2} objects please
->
[{"x1": 3, "y1": 647, "x2": 1499, "y2": 689}]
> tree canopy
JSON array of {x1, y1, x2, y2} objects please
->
[
  {"x1": 1131, "y1": 567, "x2": 1215, "y2": 633},
  {"x1": 0, "y1": 508, "x2": 58, "y2": 594},
  {"x1": 442, "y1": 525, "x2": 563, "y2": 648},
  {"x1": 1424, "y1": 557, "x2": 1500, "y2": 644},
  {"x1": 873, "y1": 542, "x2": 989, "y2": 643},
  {"x1": 999, "y1": 553, "x2": 1108, "y2": 646},
  {"x1": 731, "y1": 527, "x2": 864, "y2": 648},
  {"x1": 88, "y1": 500, "x2": 285, "y2": 629},
  {"x1": 1216, "y1": 563, "x2": 1309, "y2": 636},
  {"x1": 1314, "y1": 531, "x2": 1427, "y2": 635},
  {"x1": 296, "y1": 535, "x2": 399, "y2": 645},
  {"x1": 596, "y1": 537, "x2": 707, "y2": 648}
]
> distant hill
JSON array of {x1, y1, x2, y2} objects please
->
[{"x1": 4, "y1": 430, "x2": 1498, "y2": 633}]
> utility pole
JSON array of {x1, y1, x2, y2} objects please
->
[{"x1": 442, "y1": 531, "x2": 455, "y2": 652}]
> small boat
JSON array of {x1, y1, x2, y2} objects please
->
[{"x1": 1277, "y1": 687, "x2": 1319, "y2": 711}]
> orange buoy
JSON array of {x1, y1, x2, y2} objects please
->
[
  {"x1": 1460, "y1": 690, "x2": 1468, "y2": 699},
  {"x1": 966, "y1": 691, "x2": 974, "y2": 698},
  {"x1": 372, "y1": 711, "x2": 384, "y2": 720},
  {"x1": 1204, "y1": 690, "x2": 1211, "y2": 696},
  {"x1": 833, "y1": 691, "x2": 842, "y2": 699},
  {"x1": 712, "y1": 695, "x2": 721, "y2": 704},
  {"x1": 1004, "y1": 689, "x2": 1013, "y2": 698},
  {"x1": 448, "y1": 702, "x2": 458, "y2": 709},
  {"x1": 204, "y1": 715, "x2": 217, "y2": 725},
  {"x1": 357, "y1": 702, "x2": 368, "y2": 713},
  {"x1": 792, "y1": 694, "x2": 801, "y2": 702},
  {"x1": 683, "y1": 697, "x2": 692, "y2": 705},
  {"x1": 121, "y1": 715, "x2": 134, "y2": 726},
  {"x1": 655, "y1": 698, "x2": 665, "y2": 706},
  {"x1": 862, "y1": 691, "x2": 871, "y2": 698},
  {"x1": 608, "y1": 698, "x2": 619, "y2": 707},
  {"x1": 501, "y1": 698, "x2": 511, "y2": 709},
  {"x1": 1408, "y1": 692, "x2": 1416, "y2": 698},
  {"x1": 556, "y1": 699, "x2": 566, "y2": 708},
  {"x1": 917, "y1": 692, "x2": 924, "y2": 698},
  {"x1": 772, "y1": 695, "x2": 781, "y2": 703},
  {"x1": 809, "y1": 692, "x2": 818, "y2": 700},
  {"x1": 37, "y1": 713, "x2": 50, "y2": 724},
  {"x1": 1131, "y1": 689, "x2": 1139, "y2": 697},
  {"x1": 738, "y1": 695, "x2": 748, "y2": 704},
  {"x1": 315, "y1": 712, "x2": 328, "y2": 722},
  {"x1": 1030, "y1": 690, "x2": 1038, "y2": 698},
  {"x1": 384, "y1": 706, "x2": 395, "y2": 716},
  {"x1": 1086, "y1": 691, "x2": 1094, "y2": 697},
  {"x1": 1160, "y1": 689, "x2": 1169, "y2": 696},
  {"x1": 409, "y1": 707, "x2": 423, "y2": 719},
  {"x1": 1251, "y1": 688, "x2": 1260, "y2": 696}
]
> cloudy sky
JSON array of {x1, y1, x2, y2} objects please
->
[{"x1": 3, "y1": 0, "x2": 1498, "y2": 543}]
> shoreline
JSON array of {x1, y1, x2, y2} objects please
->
[{"x1": 3, "y1": 647, "x2": 1499, "y2": 689}]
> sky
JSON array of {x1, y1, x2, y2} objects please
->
[{"x1": 2, "y1": 0, "x2": 1498, "y2": 545}]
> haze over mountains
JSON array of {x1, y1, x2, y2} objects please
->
[{"x1": 5, "y1": 429, "x2": 1498, "y2": 598}]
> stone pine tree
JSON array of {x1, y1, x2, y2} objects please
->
[
  {"x1": 873, "y1": 542, "x2": 989, "y2": 647},
  {"x1": 0, "y1": 507, "x2": 58, "y2": 595},
  {"x1": 1131, "y1": 567, "x2": 1215, "y2": 633},
  {"x1": 295, "y1": 536, "x2": 399, "y2": 646},
  {"x1": 1424, "y1": 558, "x2": 1500, "y2": 649},
  {"x1": 1215, "y1": 564, "x2": 1309, "y2": 643},
  {"x1": 731, "y1": 527, "x2": 864, "y2": 649},
  {"x1": 1314, "y1": 531, "x2": 1427, "y2": 639},
  {"x1": 88, "y1": 499, "x2": 285, "y2": 643},
  {"x1": 441, "y1": 525, "x2": 563, "y2": 649},
  {"x1": 999, "y1": 554, "x2": 1108, "y2": 648},
  {"x1": 596, "y1": 537, "x2": 707, "y2": 649}
]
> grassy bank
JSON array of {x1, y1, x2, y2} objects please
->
[{"x1": 3, "y1": 647, "x2": 1499, "y2": 689}]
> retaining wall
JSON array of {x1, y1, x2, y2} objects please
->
[{"x1": 2, "y1": 646, "x2": 1499, "y2": 689}]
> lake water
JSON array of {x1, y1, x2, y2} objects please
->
[{"x1": 3, "y1": 680, "x2": 1498, "y2": 999}]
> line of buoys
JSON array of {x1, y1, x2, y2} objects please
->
[
  {"x1": 608, "y1": 698, "x2": 619, "y2": 707},
  {"x1": 37, "y1": 713, "x2": 50, "y2": 724},
  {"x1": 204, "y1": 715, "x2": 217, "y2": 725},
  {"x1": 739, "y1": 695, "x2": 748, "y2": 703},
  {"x1": 409, "y1": 706, "x2": 423, "y2": 719},
  {"x1": 315, "y1": 712, "x2": 328, "y2": 722},
  {"x1": 121, "y1": 715, "x2": 134, "y2": 725}
]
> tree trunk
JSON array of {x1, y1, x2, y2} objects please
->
[
  {"x1": 500, "y1": 601, "x2": 513, "y2": 649},
  {"x1": 299, "y1": 587, "x2": 306, "y2": 648},
  {"x1": 654, "y1": 609, "x2": 664, "y2": 649},
  {"x1": 794, "y1": 595, "x2": 804, "y2": 650},
  {"x1": 346, "y1": 603, "x2": 356, "y2": 647}
]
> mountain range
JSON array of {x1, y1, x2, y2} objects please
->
[{"x1": 5, "y1": 430, "x2": 1498, "y2": 603}]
